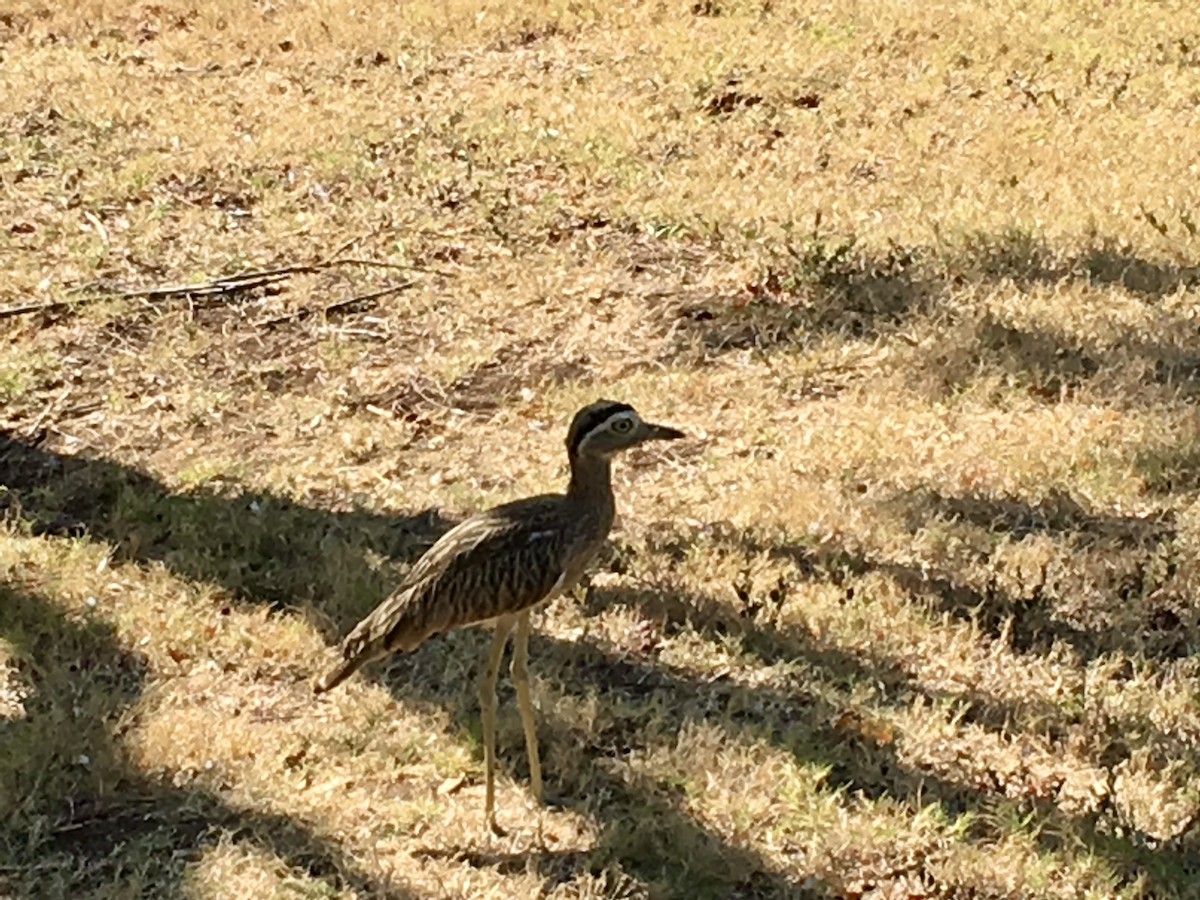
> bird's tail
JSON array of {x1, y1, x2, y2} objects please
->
[
  {"x1": 313, "y1": 654, "x2": 365, "y2": 694},
  {"x1": 314, "y1": 588, "x2": 425, "y2": 694}
]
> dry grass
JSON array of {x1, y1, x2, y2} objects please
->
[{"x1": 4, "y1": 0, "x2": 1200, "y2": 896}]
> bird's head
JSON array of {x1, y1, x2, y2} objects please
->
[{"x1": 565, "y1": 400, "x2": 685, "y2": 459}]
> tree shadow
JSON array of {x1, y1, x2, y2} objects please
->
[
  {"x1": 329, "y1": 514, "x2": 1196, "y2": 894},
  {"x1": 5, "y1": 430, "x2": 1197, "y2": 895},
  {"x1": 959, "y1": 315, "x2": 1102, "y2": 400},
  {"x1": 961, "y1": 231, "x2": 1200, "y2": 299},
  {"x1": 0, "y1": 580, "x2": 418, "y2": 899},
  {"x1": 556, "y1": 578, "x2": 1199, "y2": 894},
  {"x1": 664, "y1": 239, "x2": 934, "y2": 360},
  {"x1": 651, "y1": 499, "x2": 1189, "y2": 666},
  {"x1": 893, "y1": 486, "x2": 1176, "y2": 546},
  {"x1": 864, "y1": 487, "x2": 1196, "y2": 664},
  {"x1": 657, "y1": 230, "x2": 1200, "y2": 406},
  {"x1": 0, "y1": 430, "x2": 451, "y2": 634},
  {"x1": 938, "y1": 315, "x2": 1200, "y2": 403},
  {"x1": 365, "y1": 619, "x2": 841, "y2": 898},
  {"x1": 1, "y1": 432, "x2": 842, "y2": 897},
  {"x1": 1136, "y1": 420, "x2": 1200, "y2": 493}
]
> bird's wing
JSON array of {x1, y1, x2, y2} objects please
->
[{"x1": 337, "y1": 495, "x2": 574, "y2": 663}]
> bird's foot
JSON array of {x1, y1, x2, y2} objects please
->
[
  {"x1": 486, "y1": 814, "x2": 508, "y2": 838},
  {"x1": 537, "y1": 788, "x2": 568, "y2": 811}
]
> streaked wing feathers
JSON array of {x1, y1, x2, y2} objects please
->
[{"x1": 337, "y1": 494, "x2": 576, "y2": 665}]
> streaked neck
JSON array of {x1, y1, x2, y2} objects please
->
[{"x1": 567, "y1": 450, "x2": 614, "y2": 508}]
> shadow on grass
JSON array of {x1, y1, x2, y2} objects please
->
[
  {"x1": 960, "y1": 231, "x2": 1200, "y2": 298},
  {"x1": 361, "y1": 506, "x2": 1198, "y2": 894},
  {"x1": 666, "y1": 238, "x2": 934, "y2": 357},
  {"x1": 0, "y1": 581, "x2": 418, "y2": 899},
  {"x1": 939, "y1": 316, "x2": 1200, "y2": 403},
  {"x1": 5, "y1": 430, "x2": 1198, "y2": 896},
  {"x1": 890, "y1": 487, "x2": 1176, "y2": 545},
  {"x1": 0, "y1": 432, "x2": 840, "y2": 898},
  {"x1": 654, "y1": 495, "x2": 1191, "y2": 668},
  {"x1": 1136, "y1": 419, "x2": 1200, "y2": 494},
  {"x1": 559, "y1": 579, "x2": 1200, "y2": 894},
  {"x1": 0, "y1": 431, "x2": 450, "y2": 635},
  {"x1": 660, "y1": 229, "x2": 1200, "y2": 402},
  {"x1": 867, "y1": 487, "x2": 1197, "y2": 664}
]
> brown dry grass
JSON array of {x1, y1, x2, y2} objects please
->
[{"x1": 4, "y1": 0, "x2": 1200, "y2": 897}]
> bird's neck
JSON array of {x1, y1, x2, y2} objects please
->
[{"x1": 566, "y1": 450, "x2": 615, "y2": 512}]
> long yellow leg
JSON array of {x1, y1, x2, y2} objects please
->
[
  {"x1": 510, "y1": 611, "x2": 542, "y2": 805},
  {"x1": 481, "y1": 615, "x2": 516, "y2": 836}
]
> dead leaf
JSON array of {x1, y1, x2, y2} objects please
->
[
  {"x1": 166, "y1": 645, "x2": 190, "y2": 664},
  {"x1": 833, "y1": 710, "x2": 896, "y2": 746}
]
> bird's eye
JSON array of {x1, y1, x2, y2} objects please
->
[{"x1": 611, "y1": 418, "x2": 633, "y2": 433}]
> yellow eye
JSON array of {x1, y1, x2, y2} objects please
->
[{"x1": 611, "y1": 418, "x2": 633, "y2": 433}]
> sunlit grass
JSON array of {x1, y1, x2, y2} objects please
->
[{"x1": 4, "y1": 0, "x2": 1200, "y2": 896}]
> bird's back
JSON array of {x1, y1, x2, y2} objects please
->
[{"x1": 315, "y1": 491, "x2": 611, "y2": 691}]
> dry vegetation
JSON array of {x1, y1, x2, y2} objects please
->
[{"x1": 4, "y1": 0, "x2": 1200, "y2": 896}]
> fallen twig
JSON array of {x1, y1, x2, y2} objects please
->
[
  {"x1": 0, "y1": 245, "x2": 448, "y2": 319},
  {"x1": 323, "y1": 229, "x2": 376, "y2": 261},
  {"x1": 0, "y1": 299, "x2": 77, "y2": 320},
  {"x1": 119, "y1": 270, "x2": 293, "y2": 300},
  {"x1": 321, "y1": 257, "x2": 456, "y2": 277},
  {"x1": 0, "y1": 270, "x2": 294, "y2": 317},
  {"x1": 255, "y1": 279, "x2": 416, "y2": 329},
  {"x1": 322, "y1": 326, "x2": 390, "y2": 341}
]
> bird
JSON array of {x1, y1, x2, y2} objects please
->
[{"x1": 314, "y1": 399, "x2": 685, "y2": 834}]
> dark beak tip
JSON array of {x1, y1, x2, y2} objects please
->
[{"x1": 653, "y1": 425, "x2": 686, "y2": 441}]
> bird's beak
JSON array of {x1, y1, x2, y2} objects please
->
[{"x1": 643, "y1": 422, "x2": 686, "y2": 441}]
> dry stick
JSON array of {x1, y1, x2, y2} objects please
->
[
  {"x1": 324, "y1": 327, "x2": 390, "y2": 341},
  {"x1": 320, "y1": 257, "x2": 457, "y2": 278},
  {"x1": 0, "y1": 253, "x2": 449, "y2": 319},
  {"x1": 119, "y1": 271, "x2": 293, "y2": 299},
  {"x1": 119, "y1": 258, "x2": 449, "y2": 297},
  {"x1": 0, "y1": 271, "x2": 294, "y2": 316},
  {"x1": 0, "y1": 299, "x2": 77, "y2": 320},
  {"x1": 323, "y1": 229, "x2": 375, "y2": 261},
  {"x1": 256, "y1": 279, "x2": 416, "y2": 329}
]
